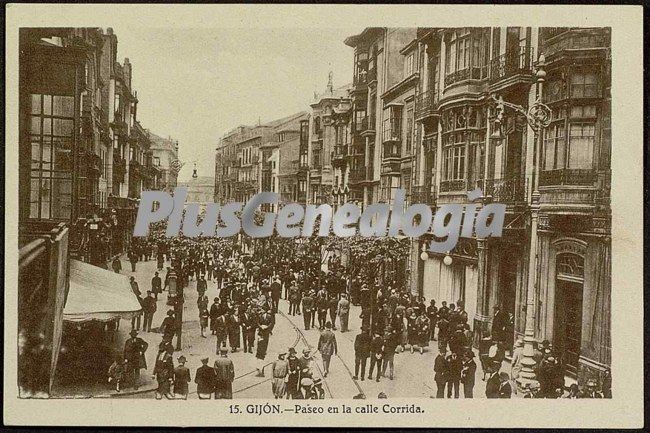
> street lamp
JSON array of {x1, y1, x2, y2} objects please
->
[{"x1": 492, "y1": 53, "x2": 550, "y2": 392}]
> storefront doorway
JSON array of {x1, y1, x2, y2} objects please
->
[{"x1": 554, "y1": 253, "x2": 585, "y2": 377}]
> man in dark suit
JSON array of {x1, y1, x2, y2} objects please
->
[
  {"x1": 353, "y1": 326, "x2": 371, "y2": 381},
  {"x1": 426, "y1": 300, "x2": 438, "y2": 341},
  {"x1": 241, "y1": 307, "x2": 257, "y2": 354},
  {"x1": 446, "y1": 351, "x2": 462, "y2": 398},
  {"x1": 433, "y1": 346, "x2": 449, "y2": 398},
  {"x1": 142, "y1": 291, "x2": 157, "y2": 332},
  {"x1": 151, "y1": 272, "x2": 162, "y2": 300},
  {"x1": 491, "y1": 305, "x2": 508, "y2": 343},
  {"x1": 461, "y1": 350, "x2": 477, "y2": 398},
  {"x1": 123, "y1": 329, "x2": 148, "y2": 390},
  {"x1": 368, "y1": 331, "x2": 384, "y2": 382},
  {"x1": 195, "y1": 357, "x2": 215, "y2": 399},
  {"x1": 301, "y1": 291, "x2": 314, "y2": 330},
  {"x1": 270, "y1": 276, "x2": 282, "y2": 313},
  {"x1": 215, "y1": 313, "x2": 228, "y2": 353}
]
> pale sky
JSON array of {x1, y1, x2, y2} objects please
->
[{"x1": 112, "y1": 27, "x2": 359, "y2": 182}]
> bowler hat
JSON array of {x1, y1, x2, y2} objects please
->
[
  {"x1": 288, "y1": 347, "x2": 297, "y2": 355},
  {"x1": 178, "y1": 355, "x2": 187, "y2": 363},
  {"x1": 129, "y1": 329, "x2": 138, "y2": 337}
]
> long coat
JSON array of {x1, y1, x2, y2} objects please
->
[
  {"x1": 173, "y1": 365, "x2": 191, "y2": 395},
  {"x1": 318, "y1": 330, "x2": 338, "y2": 357},
  {"x1": 123, "y1": 337, "x2": 148, "y2": 370},
  {"x1": 195, "y1": 365, "x2": 216, "y2": 394}
]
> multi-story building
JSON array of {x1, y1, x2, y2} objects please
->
[
  {"x1": 403, "y1": 26, "x2": 611, "y2": 386},
  {"x1": 307, "y1": 75, "x2": 352, "y2": 206},
  {"x1": 274, "y1": 113, "x2": 309, "y2": 206},
  {"x1": 17, "y1": 27, "x2": 152, "y2": 395},
  {"x1": 128, "y1": 120, "x2": 151, "y2": 200},
  {"x1": 149, "y1": 132, "x2": 180, "y2": 193},
  {"x1": 214, "y1": 113, "x2": 307, "y2": 205}
]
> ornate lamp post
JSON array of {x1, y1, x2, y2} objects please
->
[{"x1": 491, "y1": 54, "x2": 551, "y2": 392}]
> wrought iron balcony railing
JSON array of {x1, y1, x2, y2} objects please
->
[
  {"x1": 489, "y1": 46, "x2": 535, "y2": 84},
  {"x1": 539, "y1": 169, "x2": 597, "y2": 187},
  {"x1": 415, "y1": 88, "x2": 440, "y2": 120},
  {"x1": 439, "y1": 179, "x2": 467, "y2": 193},
  {"x1": 476, "y1": 176, "x2": 527, "y2": 203},
  {"x1": 411, "y1": 185, "x2": 437, "y2": 206}
]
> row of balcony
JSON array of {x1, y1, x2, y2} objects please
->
[
  {"x1": 438, "y1": 177, "x2": 528, "y2": 203},
  {"x1": 435, "y1": 170, "x2": 598, "y2": 200}
]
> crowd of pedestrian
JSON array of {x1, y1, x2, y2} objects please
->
[{"x1": 104, "y1": 218, "x2": 610, "y2": 400}]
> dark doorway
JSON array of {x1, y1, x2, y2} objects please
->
[
  {"x1": 498, "y1": 245, "x2": 518, "y2": 353},
  {"x1": 554, "y1": 253, "x2": 585, "y2": 377}
]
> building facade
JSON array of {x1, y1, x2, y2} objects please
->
[
  {"x1": 214, "y1": 113, "x2": 307, "y2": 204},
  {"x1": 306, "y1": 76, "x2": 352, "y2": 206},
  {"x1": 400, "y1": 26, "x2": 611, "y2": 385},
  {"x1": 18, "y1": 27, "x2": 166, "y2": 395},
  {"x1": 149, "y1": 132, "x2": 180, "y2": 193}
]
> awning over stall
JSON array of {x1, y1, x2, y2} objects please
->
[{"x1": 63, "y1": 259, "x2": 142, "y2": 323}]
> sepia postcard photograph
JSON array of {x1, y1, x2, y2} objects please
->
[{"x1": 3, "y1": 3, "x2": 644, "y2": 429}]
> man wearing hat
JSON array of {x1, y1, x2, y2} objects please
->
[
  {"x1": 160, "y1": 310, "x2": 177, "y2": 340},
  {"x1": 368, "y1": 331, "x2": 384, "y2": 382},
  {"x1": 337, "y1": 293, "x2": 351, "y2": 333},
  {"x1": 433, "y1": 346, "x2": 449, "y2": 398},
  {"x1": 142, "y1": 291, "x2": 157, "y2": 333},
  {"x1": 301, "y1": 289, "x2": 314, "y2": 330},
  {"x1": 123, "y1": 329, "x2": 148, "y2": 390},
  {"x1": 241, "y1": 306, "x2": 257, "y2": 354},
  {"x1": 174, "y1": 355, "x2": 191, "y2": 399},
  {"x1": 214, "y1": 313, "x2": 228, "y2": 353},
  {"x1": 195, "y1": 357, "x2": 215, "y2": 399},
  {"x1": 271, "y1": 352, "x2": 288, "y2": 399},
  {"x1": 353, "y1": 326, "x2": 371, "y2": 381},
  {"x1": 317, "y1": 322, "x2": 338, "y2": 377},
  {"x1": 461, "y1": 350, "x2": 477, "y2": 398},
  {"x1": 270, "y1": 276, "x2": 282, "y2": 313},
  {"x1": 214, "y1": 348, "x2": 235, "y2": 399},
  {"x1": 151, "y1": 271, "x2": 162, "y2": 300}
]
